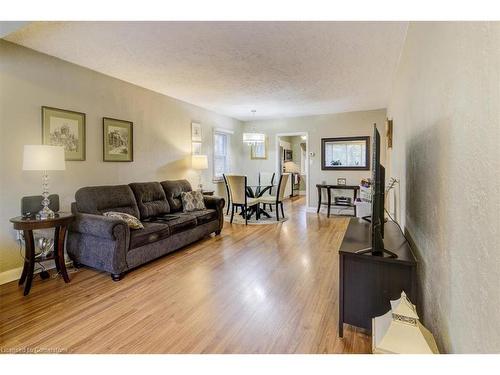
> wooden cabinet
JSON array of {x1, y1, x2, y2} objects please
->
[{"x1": 338, "y1": 218, "x2": 417, "y2": 337}]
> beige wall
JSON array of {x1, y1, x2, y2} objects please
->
[
  {"x1": 0, "y1": 40, "x2": 243, "y2": 274},
  {"x1": 387, "y1": 22, "x2": 500, "y2": 353},
  {"x1": 242, "y1": 109, "x2": 387, "y2": 208}
]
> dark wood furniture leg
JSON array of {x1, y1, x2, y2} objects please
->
[
  {"x1": 22, "y1": 230, "x2": 35, "y2": 296},
  {"x1": 280, "y1": 202, "x2": 284, "y2": 218},
  {"x1": 19, "y1": 242, "x2": 29, "y2": 286},
  {"x1": 54, "y1": 225, "x2": 70, "y2": 283},
  {"x1": 327, "y1": 187, "x2": 332, "y2": 218},
  {"x1": 317, "y1": 186, "x2": 322, "y2": 213},
  {"x1": 339, "y1": 252, "x2": 344, "y2": 337},
  {"x1": 353, "y1": 189, "x2": 358, "y2": 217}
]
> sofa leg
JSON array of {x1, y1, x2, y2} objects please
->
[
  {"x1": 111, "y1": 273, "x2": 124, "y2": 282},
  {"x1": 72, "y1": 261, "x2": 82, "y2": 268},
  {"x1": 215, "y1": 229, "x2": 221, "y2": 235}
]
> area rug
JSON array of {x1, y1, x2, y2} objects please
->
[{"x1": 223, "y1": 208, "x2": 288, "y2": 225}]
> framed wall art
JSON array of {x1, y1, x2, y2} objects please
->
[
  {"x1": 42, "y1": 106, "x2": 86, "y2": 161},
  {"x1": 191, "y1": 122, "x2": 202, "y2": 142},
  {"x1": 250, "y1": 138, "x2": 267, "y2": 159},
  {"x1": 103, "y1": 117, "x2": 133, "y2": 162},
  {"x1": 321, "y1": 136, "x2": 370, "y2": 171}
]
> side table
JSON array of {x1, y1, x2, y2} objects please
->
[{"x1": 9, "y1": 212, "x2": 75, "y2": 295}]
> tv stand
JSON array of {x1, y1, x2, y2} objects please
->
[
  {"x1": 338, "y1": 218, "x2": 417, "y2": 337},
  {"x1": 355, "y1": 247, "x2": 398, "y2": 258}
]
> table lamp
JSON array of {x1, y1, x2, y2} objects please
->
[
  {"x1": 372, "y1": 291, "x2": 439, "y2": 354},
  {"x1": 23, "y1": 145, "x2": 66, "y2": 219},
  {"x1": 192, "y1": 154, "x2": 208, "y2": 191}
]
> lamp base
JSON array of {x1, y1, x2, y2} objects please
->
[{"x1": 36, "y1": 206, "x2": 55, "y2": 220}]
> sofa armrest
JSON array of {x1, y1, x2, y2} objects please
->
[
  {"x1": 204, "y1": 195, "x2": 225, "y2": 211},
  {"x1": 70, "y1": 213, "x2": 130, "y2": 240},
  {"x1": 203, "y1": 196, "x2": 225, "y2": 233}
]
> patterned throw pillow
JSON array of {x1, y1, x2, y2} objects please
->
[
  {"x1": 103, "y1": 211, "x2": 144, "y2": 229},
  {"x1": 181, "y1": 191, "x2": 206, "y2": 212}
]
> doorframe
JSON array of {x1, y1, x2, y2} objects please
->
[{"x1": 275, "y1": 132, "x2": 309, "y2": 208}]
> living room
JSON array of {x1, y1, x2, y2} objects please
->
[{"x1": 1, "y1": 0, "x2": 500, "y2": 372}]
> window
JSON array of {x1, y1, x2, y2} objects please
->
[{"x1": 213, "y1": 130, "x2": 230, "y2": 181}]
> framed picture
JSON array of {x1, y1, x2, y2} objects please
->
[
  {"x1": 337, "y1": 178, "x2": 347, "y2": 186},
  {"x1": 42, "y1": 106, "x2": 86, "y2": 161},
  {"x1": 192, "y1": 142, "x2": 202, "y2": 155},
  {"x1": 103, "y1": 117, "x2": 133, "y2": 162},
  {"x1": 251, "y1": 139, "x2": 267, "y2": 159},
  {"x1": 191, "y1": 122, "x2": 202, "y2": 142},
  {"x1": 321, "y1": 136, "x2": 370, "y2": 171}
]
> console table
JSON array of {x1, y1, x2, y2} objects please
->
[
  {"x1": 316, "y1": 184, "x2": 359, "y2": 217},
  {"x1": 10, "y1": 213, "x2": 74, "y2": 295},
  {"x1": 338, "y1": 218, "x2": 417, "y2": 337}
]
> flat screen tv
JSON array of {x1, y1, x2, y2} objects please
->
[{"x1": 358, "y1": 124, "x2": 397, "y2": 258}]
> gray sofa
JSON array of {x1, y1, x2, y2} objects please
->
[{"x1": 67, "y1": 180, "x2": 224, "y2": 281}]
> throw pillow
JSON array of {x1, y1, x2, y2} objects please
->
[
  {"x1": 103, "y1": 211, "x2": 144, "y2": 229},
  {"x1": 181, "y1": 191, "x2": 206, "y2": 212}
]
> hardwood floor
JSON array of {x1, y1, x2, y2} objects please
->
[{"x1": 0, "y1": 196, "x2": 371, "y2": 354}]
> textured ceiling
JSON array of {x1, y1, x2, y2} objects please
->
[{"x1": 4, "y1": 21, "x2": 408, "y2": 121}]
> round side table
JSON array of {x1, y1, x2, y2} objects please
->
[{"x1": 10, "y1": 213, "x2": 75, "y2": 296}]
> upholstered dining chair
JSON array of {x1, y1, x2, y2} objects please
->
[
  {"x1": 223, "y1": 174, "x2": 231, "y2": 215},
  {"x1": 258, "y1": 173, "x2": 290, "y2": 221},
  {"x1": 225, "y1": 174, "x2": 260, "y2": 225},
  {"x1": 258, "y1": 172, "x2": 275, "y2": 212}
]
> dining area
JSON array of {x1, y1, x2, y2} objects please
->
[{"x1": 222, "y1": 172, "x2": 290, "y2": 225}]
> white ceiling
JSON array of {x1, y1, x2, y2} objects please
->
[{"x1": 4, "y1": 21, "x2": 408, "y2": 121}]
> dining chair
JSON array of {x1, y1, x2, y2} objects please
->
[
  {"x1": 258, "y1": 173, "x2": 290, "y2": 221},
  {"x1": 223, "y1": 174, "x2": 231, "y2": 215},
  {"x1": 225, "y1": 175, "x2": 260, "y2": 225},
  {"x1": 259, "y1": 172, "x2": 275, "y2": 211}
]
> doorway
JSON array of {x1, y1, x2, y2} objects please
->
[{"x1": 275, "y1": 132, "x2": 309, "y2": 208}]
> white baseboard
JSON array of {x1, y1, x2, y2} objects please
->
[
  {"x1": 306, "y1": 206, "x2": 356, "y2": 215},
  {"x1": 0, "y1": 267, "x2": 22, "y2": 286},
  {"x1": 0, "y1": 260, "x2": 57, "y2": 286}
]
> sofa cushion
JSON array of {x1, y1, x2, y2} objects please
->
[
  {"x1": 129, "y1": 182, "x2": 170, "y2": 219},
  {"x1": 164, "y1": 213, "x2": 197, "y2": 234},
  {"x1": 103, "y1": 211, "x2": 144, "y2": 229},
  {"x1": 187, "y1": 209, "x2": 218, "y2": 225},
  {"x1": 160, "y1": 180, "x2": 192, "y2": 213},
  {"x1": 129, "y1": 222, "x2": 170, "y2": 249},
  {"x1": 181, "y1": 191, "x2": 206, "y2": 212},
  {"x1": 75, "y1": 185, "x2": 140, "y2": 218}
]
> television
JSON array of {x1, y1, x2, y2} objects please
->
[{"x1": 358, "y1": 124, "x2": 397, "y2": 258}]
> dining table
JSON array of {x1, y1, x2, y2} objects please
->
[{"x1": 243, "y1": 183, "x2": 276, "y2": 219}]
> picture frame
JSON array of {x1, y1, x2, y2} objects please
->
[
  {"x1": 192, "y1": 142, "x2": 202, "y2": 155},
  {"x1": 42, "y1": 106, "x2": 86, "y2": 161},
  {"x1": 337, "y1": 178, "x2": 347, "y2": 186},
  {"x1": 321, "y1": 136, "x2": 370, "y2": 171},
  {"x1": 103, "y1": 117, "x2": 133, "y2": 162},
  {"x1": 191, "y1": 122, "x2": 202, "y2": 142},
  {"x1": 250, "y1": 139, "x2": 267, "y2": 159}
]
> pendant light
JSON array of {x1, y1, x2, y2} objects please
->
[{"x1": 243, "y1": 110, "x2": 265, "y2": 145}]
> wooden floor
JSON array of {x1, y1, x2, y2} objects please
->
[{"x1": 0, "y1": 196, "x2": 370, "y2": 354}]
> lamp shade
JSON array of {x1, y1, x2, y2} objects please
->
[
  {"x1": 372, "y1": 292, "x2": 439, "y2": 354},
  {"x1": 242, "y1": 132, "x2": 265, "y2": 144},
  {"x1": 192, "y1": 155, "x2": 208, "y2": 170},
  {"x1": 23, "y1": 145, "x2": 66, "y2": 171}
]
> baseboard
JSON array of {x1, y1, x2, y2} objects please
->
[
  {"x1": 0, "y1": 267, "x2": 22, "y2": 286},
  {"x1": 306, "y1": 205, "x2": 356, "y2": 215},
  {"x1": 0, "y1": 260, "x2": 57, "y2": 286}
]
